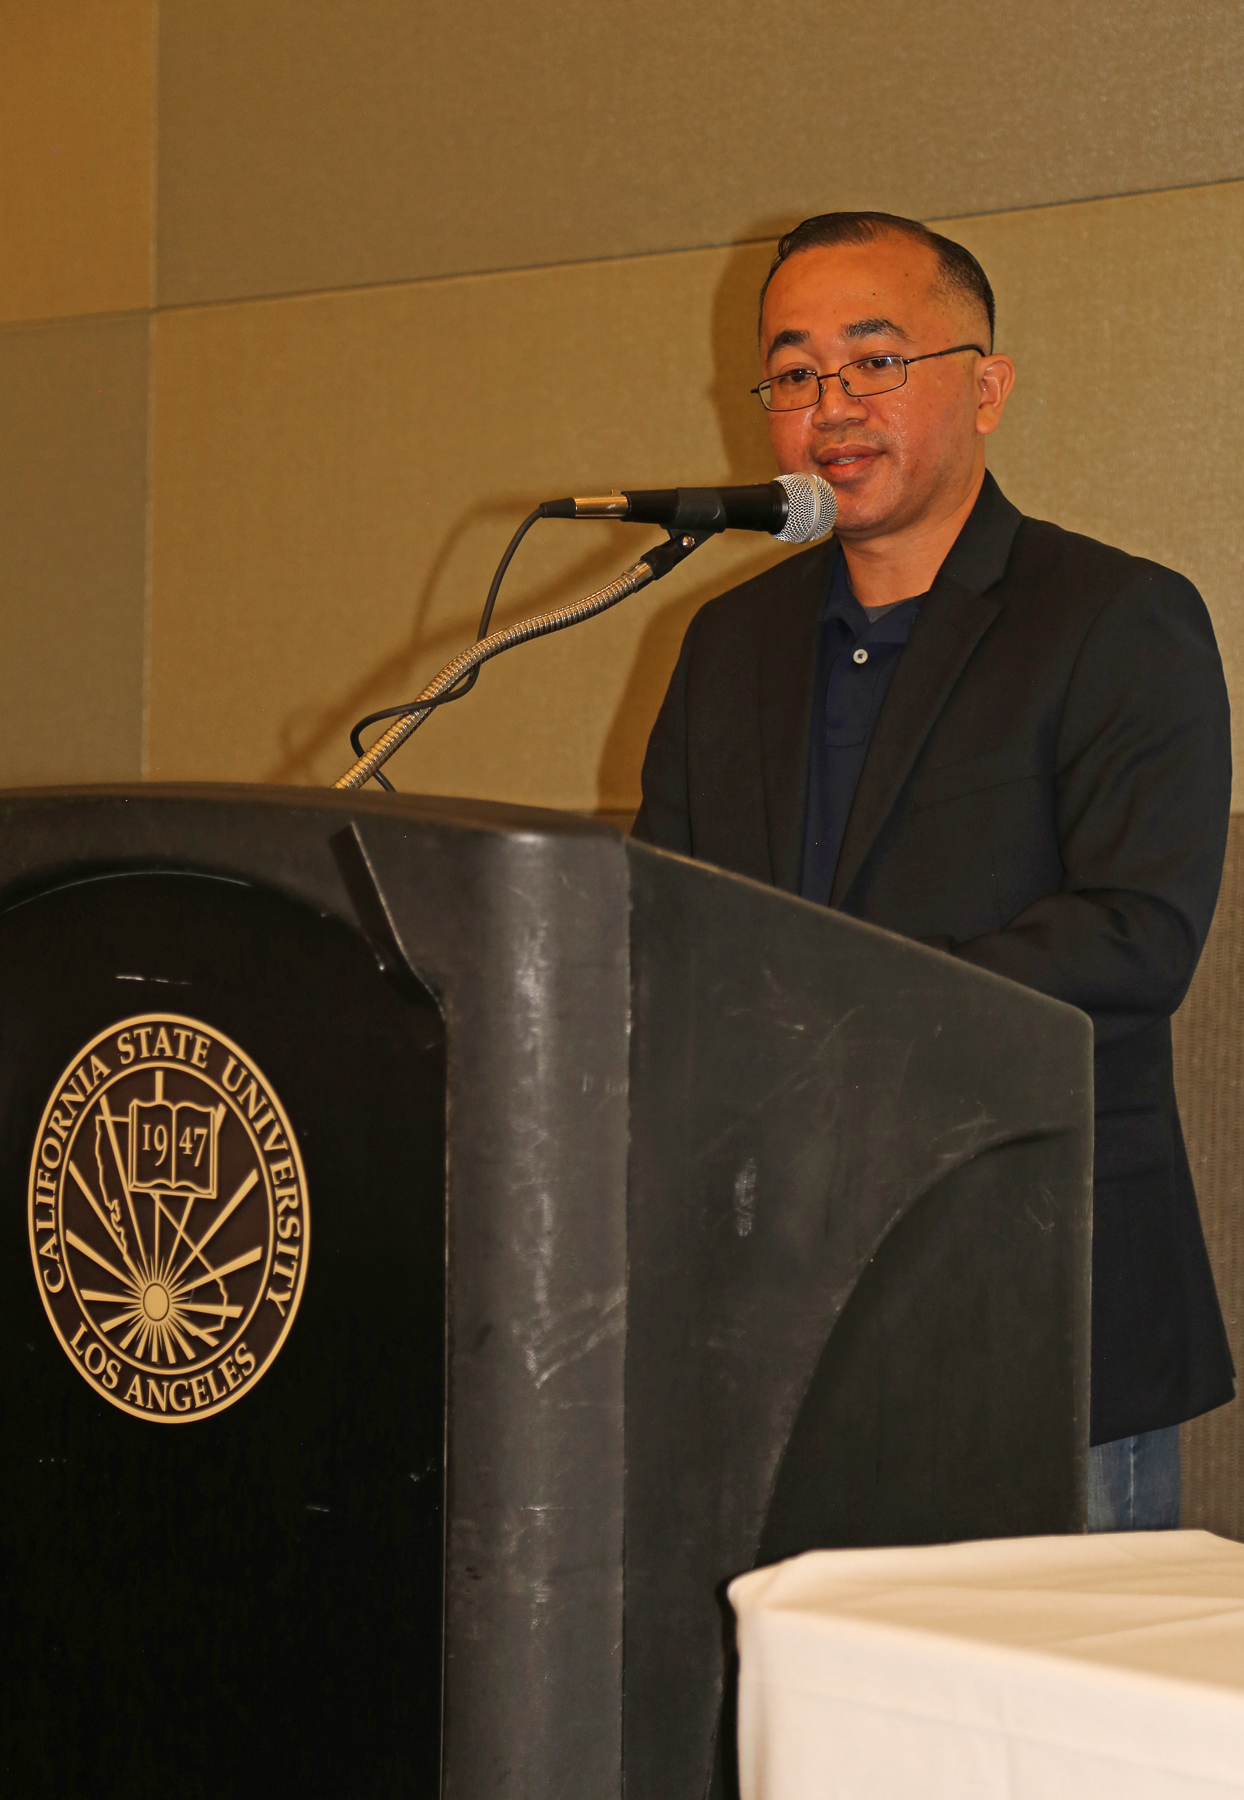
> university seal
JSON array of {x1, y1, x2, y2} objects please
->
[{"x1": 28, "y1": 1014, "x2": 309, "y2": 1422}]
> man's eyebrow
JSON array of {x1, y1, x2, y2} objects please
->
[
  {"x1": 765, "y1": 327, "x2": 810, "y2": 357},
  {"x1": 842, "y1": 315, "x2": 911, "y2": 342},
  {"x1": 765, "y1": 317, "x2": 912, "y2": 360}
]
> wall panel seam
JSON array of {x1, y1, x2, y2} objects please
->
[
  {"x1": 930, "y1": 170, "x2": 1244, "y2": 225},
  {"x1": 8, "y1": 174, "x2": 1238, "y2": 334},
  {"x1": 0, "y1": 310, "x2": 153, "y2": 339},
  {"x1": 147, "y1": 173, "x2": 1244, "y2": 319},
  {"x1": 142, "y1": 0, "x2": 161, "y2": 780},
  {"x1": 149, "y1": 0, "x2": 161, "y2": 315},
  {"x1": 140, "y1": 311, "x2": 156, "y2": 781}
]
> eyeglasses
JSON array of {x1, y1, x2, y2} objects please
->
[{"x1": 751, "y1": 343, "x2": 987, "y2": 412}]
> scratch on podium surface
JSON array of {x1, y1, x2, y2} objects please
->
[
  {"x1": 733, "y1": 1158, "x2": 757, "y2": 1237},
  {"x1": 519, "y1": 1285, "x2": 626, "y2": 1389}
]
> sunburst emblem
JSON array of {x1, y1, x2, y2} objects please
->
[{"x1": 28, "y1": 1014, "x2": 309, "y2": 1421}]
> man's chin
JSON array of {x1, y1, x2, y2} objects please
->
[
  {"x1": 824, "y1": 497, "x2": 894, "y2": 541},
  {"x1": 814, "y1": 460, "x2": 892, "y2": 532}
]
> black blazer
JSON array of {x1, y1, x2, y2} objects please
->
[{"x1": 634, "y1": 471, "x2": 1234, "y2": 1443}]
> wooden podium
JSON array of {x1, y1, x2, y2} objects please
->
[{"x1": 0, "y1": 786, "x2": 1091, "y2": 1799}]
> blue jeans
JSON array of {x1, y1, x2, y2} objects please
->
[{"x1": 1087, "y1": 1425, "x2": 1181, "y2": 1531}]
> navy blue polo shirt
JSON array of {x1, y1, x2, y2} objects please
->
[{"x1": 799, "y1": 554, "x2": 925, "y2": 904}]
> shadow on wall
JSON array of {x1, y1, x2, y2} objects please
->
[
  {"x1": 271, "y1": 223, "x2": 798, "y2": 806},
  {"x1": 265, "y1": 499, "x2": 644, "y2": 786},
  {"x1": 595, "y1": 225, "x2": 798, "y2": 816}
]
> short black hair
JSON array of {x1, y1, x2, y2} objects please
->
[{"x1": 759, "y1": 211, "x2": 995, "y2": 350}]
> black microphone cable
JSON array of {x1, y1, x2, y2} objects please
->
[{"x1": 348, "y1": 508, "x2": 543, "y2": 792}]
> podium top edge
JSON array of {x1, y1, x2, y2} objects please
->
[
  {"x1": 0, "y1": 781, "x2": 624, "y2": 840},
  {"x1": 0, "y1": 781, "x2": 1087, "y2": 1036}
]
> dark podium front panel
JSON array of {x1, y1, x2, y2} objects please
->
[
  {"x1": 0, "y1": 786, "x2": 1092, "y2": 1800},
  {"x1": 0, "y1": 872, "x2": 446, "y2": 1797}
]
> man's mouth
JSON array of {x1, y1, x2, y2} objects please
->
[{"x1": 816, "y1": 444, "x2": 881, "y2": 473}]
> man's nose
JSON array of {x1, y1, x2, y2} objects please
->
[{"x1": 810, "y1": 373, "x2": 866, "y2": 427}]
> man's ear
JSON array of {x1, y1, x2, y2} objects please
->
[{"x1": 976, "y1": 354, "x2": 1016, "y2": 437}]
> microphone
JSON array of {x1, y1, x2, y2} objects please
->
[{"x1": 540, "y1": 472, "x2": 837, "y2": 545}]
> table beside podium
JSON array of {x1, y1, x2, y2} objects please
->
[
  {"x1": 0, "y1": 785, "x2": 1091, "y2": 1798},
  {"x1": 729, "y1": 1531, "x2": 1244, "y2": 1800}
]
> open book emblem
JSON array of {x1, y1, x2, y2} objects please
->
[
  {"x1": 27, "y1": 1014, "x2": 309, "y2": 1424},
  {"x1": 127, "y1": 1098, "x2": 221, "y2": 1199}
]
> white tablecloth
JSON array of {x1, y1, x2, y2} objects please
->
[{"x1": 729, "y1": 1530, "x2": 1244, "y2": 1799}]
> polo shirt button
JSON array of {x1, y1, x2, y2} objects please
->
[{"x1": 852, "y1": 647, "x2": 869, "y2": 665}]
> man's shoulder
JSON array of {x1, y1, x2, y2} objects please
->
[
  {"x1": 679, "y1": 501, "x2": 1208, "y2": 655},
  {"x1": 1008, "y1": 511, "x2": 1201, "y2": 617},
  {"x1": 990, "y1": 510, "x2": 1220, "y2": 711}
]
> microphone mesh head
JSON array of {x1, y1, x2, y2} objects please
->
[{"x1": 773, "y1": 472, "x2": 838, "y2": 544}]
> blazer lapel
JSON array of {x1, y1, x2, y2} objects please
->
[
  {"x1": 760, "y1": 539, "x2": 838, "y2": 891},
  {"x1": 828, "y1": 474, "x2": 1024, "y2": 909}
]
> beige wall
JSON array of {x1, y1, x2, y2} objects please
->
[
  {"x1": 152, "y1": 0, "x2": 1244, "y2": 301},
  {"x1": 0, "y1": 0, "x2": 155, "y2": 786},
  {"x1": 1, "y1": 1, "x2": 1243, "y2": 811},
  {"x1": 0, "y1": 0, "x2": 155, "y2": 325},
  {"x1": 145, "y1": 181, "x2": 1244, "y2": 806},
  {"x1": 0, "y1": 315, "x2": 150, "y2": 784}
]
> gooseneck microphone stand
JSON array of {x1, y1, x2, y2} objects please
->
[
  {"x1": 332, "y1": 472, "x2": 837, "y2": 792},
  {"x1": 333, "y1": 530, "x2": 708, "y2": 792}
]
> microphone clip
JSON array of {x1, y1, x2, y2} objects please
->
[{"x1": 641, "y1": 529, "x2": 714, "y2": 583}]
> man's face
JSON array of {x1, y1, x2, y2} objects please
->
[{"x1": 758, "y1": 236, "x2": 1012, "y2": 542}]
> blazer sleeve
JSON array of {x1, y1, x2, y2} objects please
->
[
  {"x1": 631, "y1": 608, "x2": 703, "y2": 854},
  {"x1": 949, "y1": 566, "x2": 1231, "y2": 1043}
]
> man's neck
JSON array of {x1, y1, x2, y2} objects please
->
[{"x1": 839, "y1": 465, "x2": 986, "y2": 609}]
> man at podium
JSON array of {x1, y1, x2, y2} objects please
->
[{"x1": 634, "y1": 209, "x2": 1233, "y2": 1532}]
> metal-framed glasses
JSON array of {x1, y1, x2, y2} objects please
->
[{"x1": 751, "y1": 343, "x2": 986, "y2": 412}]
